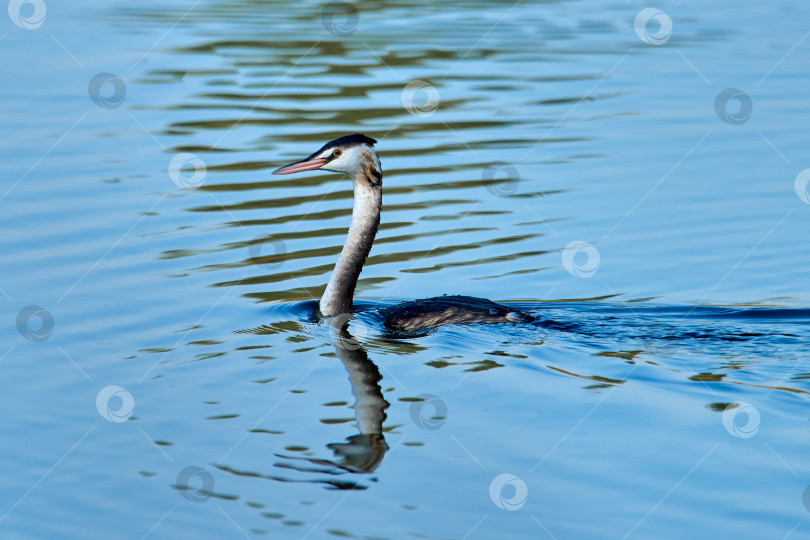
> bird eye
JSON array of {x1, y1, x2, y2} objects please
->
[{"x1": 332, "y1": 149, "x2": 342, "y2": 158}]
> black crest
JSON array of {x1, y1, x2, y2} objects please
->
[{"x1": 310, "y1": 134, "x2": 377, "y2": 158}]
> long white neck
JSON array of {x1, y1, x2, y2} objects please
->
[{"x1": 320, "y1": 164, "x2": 382, "y2": 317}]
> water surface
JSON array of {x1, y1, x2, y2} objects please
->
[{"x1": 2, "y1": 1, "x2": 810, "y2": 538}]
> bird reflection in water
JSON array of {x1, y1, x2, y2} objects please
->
[{"x1": 273, "y1": 317, "x2": 389, "y2": 489}]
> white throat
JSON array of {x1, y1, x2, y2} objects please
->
[{"x1": 319, "y1": 152, "x2": 382, "y2": 317}]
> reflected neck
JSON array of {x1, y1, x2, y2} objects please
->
[{"x1": 320, "y1": 170, "x2": 382, "y2": 317}]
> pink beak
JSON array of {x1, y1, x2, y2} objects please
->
[{"x1": 272, "y1": 157, "x2": 328, "y2": 175}]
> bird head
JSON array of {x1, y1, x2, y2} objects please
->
[{"x1": 272, "y1": 134, "x2": 380, "y2": 180}]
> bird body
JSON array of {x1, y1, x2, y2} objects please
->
[
  {"x1": 377, "y1": 295, "x2": 532, "y2": 333},
  {"x1": 273, "y1": 134, "x2": 531, "y2": 333}
]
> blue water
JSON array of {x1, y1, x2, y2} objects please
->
[{"x1": 2, "y1": 0, "x2": 810, "y2": 538}]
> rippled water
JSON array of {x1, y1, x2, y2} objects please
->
[{"x1": 3, "y1": 0, "x2": 810, "y2": 538}]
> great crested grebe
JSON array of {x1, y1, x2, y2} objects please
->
[{"x1": 273, "y1": 134, "x2": 532, "y2": 333}]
